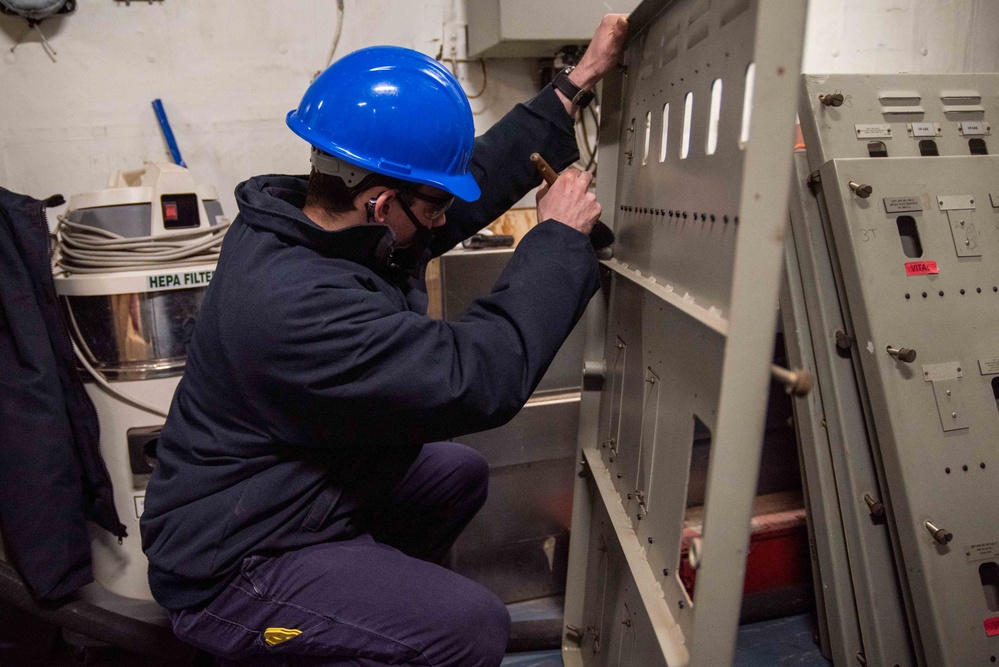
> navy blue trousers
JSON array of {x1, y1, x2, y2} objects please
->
[{"x1": 169, "y1": 442, "x2": 510, "y2": 666}]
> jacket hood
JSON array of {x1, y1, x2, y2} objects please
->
[{"x1": 234, "y1": 174, "x2": 396, "y2": 270}]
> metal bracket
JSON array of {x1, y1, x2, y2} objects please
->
[
  {"x1": 930, "y1": 379, "x2": 970, "y2": 432},
  {"x1": 945, "y1": 211, "x2": 983, "y2": 257}
]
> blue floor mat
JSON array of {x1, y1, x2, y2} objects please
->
[
  {"x1": 501, "y1": 650, "x2": 563, "y2": 667},
  {"x1": 734, "y1": 614, "x2": 831, "y2": 667}
]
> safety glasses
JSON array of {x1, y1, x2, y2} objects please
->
[{"x1": 399, "y1": 188, "x2": 455, "y2": 220}]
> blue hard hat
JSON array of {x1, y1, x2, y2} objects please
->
[{"x1": 287, "y1": 46, "x2": 480, "y2": 202}]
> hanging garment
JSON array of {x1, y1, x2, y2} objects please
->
[{"x1": 0, "y1": 187, "x2": 125, "y2": 601}]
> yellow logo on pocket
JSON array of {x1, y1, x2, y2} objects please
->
[{"x1": 264, "y1": 627, "x2": 302, "y2": 646}]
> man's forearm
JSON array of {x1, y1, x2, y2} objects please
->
[{"x1": 554, "y1": 15, "x2": 628, "y2": 115}]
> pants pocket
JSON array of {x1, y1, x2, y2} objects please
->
[{"x1": 171, "y1": 602, "x2": 268, "y2": 661}]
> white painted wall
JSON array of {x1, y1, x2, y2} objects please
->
[
  {"x1": 803, "y1": 0, "x2": 999, "y2": 74},
  {"x1": 0, "y1": 0, "x2": 540, "y2": 216},
  {"x1": 1, "y1": 0, "x2": 996, "y2": 217}
]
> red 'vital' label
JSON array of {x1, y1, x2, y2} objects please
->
[
  {"x1": 905, "y1": 261, "x2": 939, "y2": 276},
  {"x1": 986, "y1": 616, "x2": 999, "y2": 637}
]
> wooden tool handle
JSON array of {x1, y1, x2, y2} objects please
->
[
  {"x1": 530, "y1": 153, "x2": 559, "y2": 186},
  {"x1": 530, "y1": 151, "x2": 616, "y2": 254}
]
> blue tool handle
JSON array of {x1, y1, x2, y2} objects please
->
[{"x1": 152, "y1": 99, "x2": 187, "y2": 168}]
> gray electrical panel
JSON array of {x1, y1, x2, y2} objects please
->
[
  {"x1": 466, "y1": 0, "x2": 641, "y2": 58},
  {"x1": 785, "y1": 74, "x2": 999, "y2": 666},
  {"x1": 781, "y1": 149, "x2": 917, "y2": 667},
  {"x1": 561, "y1": 1, "x2": 808, "y2": 665}
]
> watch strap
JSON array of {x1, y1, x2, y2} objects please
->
[{"x1": 551, "y1": 67, "x2": 595, "y2": 109}]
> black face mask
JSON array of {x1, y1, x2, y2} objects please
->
[{"x1": 367, "y1": 195, "x2": 435, "y2": 278}]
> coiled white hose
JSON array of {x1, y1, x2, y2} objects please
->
[{"x1": 53, "y1": 214, "x2": 229, "y2": 276}]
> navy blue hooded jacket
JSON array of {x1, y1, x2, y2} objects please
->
[
  {"x1": 140, "y1": 88, "x2": 600, "y2": 611},
  {"x1": 0, "y1": 188, "x2": 126, "y2": 601}
]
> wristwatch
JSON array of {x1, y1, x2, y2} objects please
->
[{"x1": 551, "y1": 66, "x2": 595, "y2": 109}]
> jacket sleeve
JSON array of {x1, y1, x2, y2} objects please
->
[
  {"x1": 429, "y1": 86, "x2": 579, "y2": 255},
  {"x1": 253, "y1": 220, "x2": 598, "y2": 448}
]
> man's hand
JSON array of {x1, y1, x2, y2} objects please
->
[
  {"x1": 536, "y1": 168, "x2": 601, "y2": 236},
  {"x1": 572, "y1": 14, "x2": 628, "y2": 90},
  {"x1": 563, "y1": 14, "x2": 629, "y2": 100}
]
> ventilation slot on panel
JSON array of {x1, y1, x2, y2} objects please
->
[
  {"x1": 739, "y1": 63, "x2": 755, "y2": 150},
  {"x1": 707, "y1": 79, "x2": 723, "y2": 155},
  {"x1": 661, "y1": 19, "x2": 681, "y2": 66},
  {"x1": 683, "y1": 0, "x2": 711, "y2": 51},
  {"x1": 868, "y1": 141, "x2": 888, "y2": 158},
  {"x1": 981, "y1": 562, "x2": 999, "y2": 612},
  {"x1": 919, "y1": 140, "x2": 939, "y2": 157},
  {"x1": 660, "y1": 103, "x2": 670, "y2": 162},
  {"x1": 941, "y1": 93, "x2": 982, "y2": 104},
  {"x1": 720, "y1": 0, "x2": 750, "y2": 26},
  {"x1": 643, "y1": 111, "x2": 652, "y2": 165},
  {"x1": 970, "y1": 138, "x2": 989, "y2": 155},
  {"x1": 688, "y1": 0, "x2": 712, "y2": 23},
  {"x1": 896, "y1": 216, "x2": 923, "y2": 258},
  {"x1": 687, "y1": 20, "x2": 709, "y2": 50},
  {"x1": 941, "y1": 92, "x2": 985, "y2": 114},
  {"x1": 681, "y1": 92, "x2": 693, "y2": 159},
  {"x1": 880, "y1": 91, "x2": 921, "y2": 103},
  {"x1": 879, "y1": 91, "x2": 923, "y2": 116}
]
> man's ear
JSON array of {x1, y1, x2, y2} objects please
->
[{"x1": 362, "y1": 189, "x2": 395, "y2": 223}]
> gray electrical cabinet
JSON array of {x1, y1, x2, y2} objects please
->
[
  {"x1": 784, "y1": 74, "x2": 999, "y2": 667},
  {"x1": 466, "y1": 0, "x2": 641, "y2": 58},
  {"x1": 560, "y1": 1, "x2": 808, "y2": 665},
  {"x1": 439, "y1": 248, "x2": 587, "y2": 605}
]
